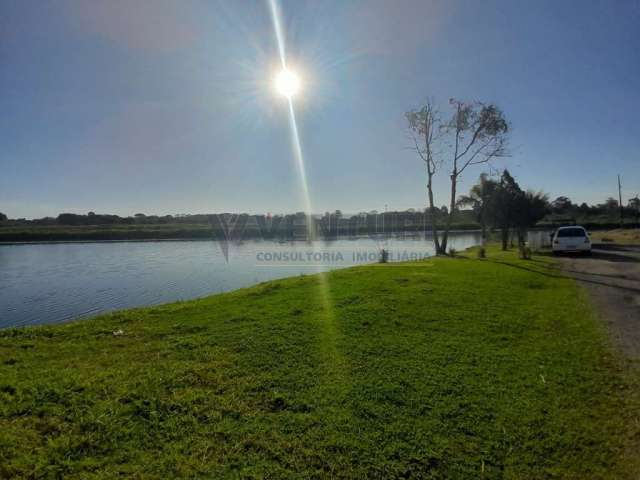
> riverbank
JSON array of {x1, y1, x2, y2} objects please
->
[
  {"x1": 1, "y1": 223, "x2": 635, "y2": 244},
  {"x1": 1, "y1": 248, "x2": 638, "y2": 478}
]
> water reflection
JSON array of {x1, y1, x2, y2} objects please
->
[{"x1": 0, "y1": 233, "x2": 480, "y2": 328}]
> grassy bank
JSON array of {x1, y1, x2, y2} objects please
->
[
  {"x1": 590, "y1": 228, "x2": 640, "y2": 245},
  {"x1": 1, "y1": 249, "x2": 638, "y2": 478}
]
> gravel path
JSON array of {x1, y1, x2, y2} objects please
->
[{"x1": 557, "y1": 244, "x2": 640, "y2": 358}]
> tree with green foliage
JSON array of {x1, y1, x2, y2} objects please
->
[
  {"x1": 485, "y1": 170, "x2": 549, "y2": 250},
  {"x1": 485, "y1": 170, "x2": 520, "y2": 250},
  {"x1": 514, "y1": 190, "x2": 550, "y2": 245},
  {"x1": 457, "y1": 173, "x2": 499, "y2": 247},
  {"x1": 440, "y1": 100, "x2": 509, "y2": 254},
  {"x1": 629, "y1": 196, "x2": 640, "y2": 224},
  {"x1": 551, "y1": 196, "x2": 573, "y2": 214},
  {"x1": 0, "y1": 212, "x2": 7, "y2": 222},
  {"x1": 603, "y1": 197, "x2": 619, "y2": 212}
]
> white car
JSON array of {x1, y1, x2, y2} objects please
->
[{"x1": 552, "y1": 226, "x2": 592, "y2": 255}]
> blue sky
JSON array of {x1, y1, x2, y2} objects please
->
[{"x1": 1, "y1": 0, "x2": 639, "y2": 219}]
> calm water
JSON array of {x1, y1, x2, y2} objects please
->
[{"x1": 0, "y1": 233, "x2": 480, "y2": 328}]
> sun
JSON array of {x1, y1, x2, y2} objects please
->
[{"x1": 274, "y1": 68, "x2": 301, "y2": 99}]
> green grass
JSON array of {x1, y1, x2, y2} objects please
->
[{"x1": 1, "y1": 249, "x2": 638, "y2": 478}]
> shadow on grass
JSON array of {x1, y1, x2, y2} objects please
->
[
  {"x1": 488, "y1": 257, "x2": 640, "y2": 296},
  {"x1": 590, "y1": 251, "x2": 640, "y2": 263},
  {"x1": 593, "y1": 243, "x2": 640, "y2": 253},
  {"x1": 536, "y1": 249, "x2": 640, "y2": 264},
  {"x1": 561, "y1": 269, "x2": 637, "y2": 281},
  {"x1": 487, "y1": 258, "x2": 565, "y2": 280}
]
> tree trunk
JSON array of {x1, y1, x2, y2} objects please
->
[
  {"x1": 427, "y1": 169, "x2": 441, "y2": 254},
  {"x1": 441, "y1": 171, "x2": 457, "y2": 255},
  {"x1": 441, "y1": 104, "x2": 461, "y2": 256},
  {"x1": 501, "y1": 228, "x2": 508, "y2": 250}
]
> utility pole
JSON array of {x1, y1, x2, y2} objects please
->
[{"x1": 618, "y1": 174, "x2": 624, "y2": 228}]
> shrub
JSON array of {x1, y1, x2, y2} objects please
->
[{"x1": 519, "y1": 245, "x2": 532, "y2": 259}]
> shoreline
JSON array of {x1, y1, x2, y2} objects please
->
[
  {"x1": 1, "y1": 225, "x2": 633, "y2": 247},
  {"x1": 1, "y1": 247, "x2": 638, "y2": 477},
  {"x1": 0, "y1": 229, "x2": 484, "y2": 246}
]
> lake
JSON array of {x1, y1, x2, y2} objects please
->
[{"x1": 0, "y1": 232, "x2": 480, "y2": 328}]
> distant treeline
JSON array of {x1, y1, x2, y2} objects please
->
[
  {"x1": 544, "y1": 196, "x2": 640, "y2": 225},
  {"x1": 0, "y1": 210, "x2": 480, "y2": 242},
  {"x1": 0, "y1": 200, "x2": 637, "y2": 243},
  {"x1": 4, "y1": 212, "x2": 190, "y2": 226},
  {"x1": 520, "y1": 196, "x2": 638, "y2": 233}
]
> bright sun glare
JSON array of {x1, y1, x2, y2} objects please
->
[{"x1": 275, "y1": 69, "x2": 301, "y2": 99}]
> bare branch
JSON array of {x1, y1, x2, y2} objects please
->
[
  {"x1": 412, "y1": 134, "x2": 428, "y2": 164},
  {"x1": 458, "y1": 138, "x2": 498, "y2": 174},
  {"x1": 456, "y1": 123, "x2": 484, "y2": 161}
]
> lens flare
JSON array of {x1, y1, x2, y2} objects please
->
[
  {"x1": 267, "y1": 2, "x2": 342, "y2": 387},
  {"x1": 267, "y1": 0, "x2": 313, "y2": 237},
  {"x1": 275, "y1": 69, "x2": 301, "y2": 99}
]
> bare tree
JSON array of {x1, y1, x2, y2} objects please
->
[
  {"x1": 406, "y1": 100, "x2": 443, "y2": 253},
  {"x1": 406, "y1": 99, "x2": 509, "y2": 255},
  {"x1": 440, "y1": 100, "x2": 509, "y2": 253}
]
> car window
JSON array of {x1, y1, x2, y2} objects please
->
[{"x1": 557, "y1": 228, "x2": 586, "y2": 238}]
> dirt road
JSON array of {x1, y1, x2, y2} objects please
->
[{"x1": 557, "y1": 244, "x2": 640, "y2": 358}]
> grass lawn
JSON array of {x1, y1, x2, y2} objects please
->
[{"x1": 1, "y1": 248, "x2": 638, "y2": 478}]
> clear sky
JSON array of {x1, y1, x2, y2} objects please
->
[{"x1": 2, "y1": 0, "x2": 639, "y2": 219}]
